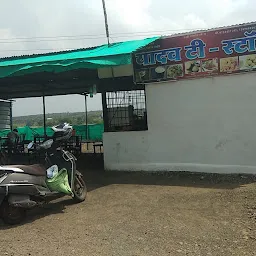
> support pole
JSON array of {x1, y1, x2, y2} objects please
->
[
  {"x1": 84, "y1": 94, "x2": 89, "y2": 149},
  {"x1": 101, "y1": 0, "x2": 110, "y2": 46},
  {"x1": 43, "y1": 94, "x2": 46, "y2": 137},
  {"x1": 10, "y1": 101, "x2": 13, "y2": 131},
  {"x1": 102, "y1": 91, "x2": 108, "y2": 132},
  {"x1": 101, "y1": 0, "x2": 115, "y2": 79}
]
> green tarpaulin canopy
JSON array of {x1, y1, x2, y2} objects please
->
[{"x1": 0, "y1": 37, "x2": 159, "y2": 78}]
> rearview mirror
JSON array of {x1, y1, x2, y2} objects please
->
[
  {"x1": 40, "y1": 139, "x2": 53, "y2": 149},
  {"x1": 27, "y1": 142, "x2": 34, "y2": 150}
]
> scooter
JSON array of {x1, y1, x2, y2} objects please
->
[{"x1": 0, "y1": 123, "x2": 87, "y2": 225}]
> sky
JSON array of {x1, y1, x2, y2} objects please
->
[{"x1": 0, "y1": 0, "x2": 255, "y2": 116}]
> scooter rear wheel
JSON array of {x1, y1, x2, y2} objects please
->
[
  {"x1": 73, "y1": 171, "x2": 87, "y2": 203},
  {"x1": 1, "y1": 201, "x2": 26, "y2": 225}
]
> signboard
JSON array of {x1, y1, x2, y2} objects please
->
[{"x1": 133, "y1": 22, "x2": 256, "y2": 83}]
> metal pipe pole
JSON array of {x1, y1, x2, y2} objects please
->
[
  {"x1": 84, "y1": 94, "x2": 89, "y2": 149},
  {"x1": 101, "y1": 0, "x2": 110, "y2": 46},
  {"x1": 10, "y1": 101, "x2": 13, "y2": 131},
  {"x1": 43, "y1": 94, "x2": 46, "y2": 137},
  {"x1": 101, "y1": 0, "x2": 114, "y2": 78}
]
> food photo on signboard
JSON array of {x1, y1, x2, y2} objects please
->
[
  {"x1": 166, "y1": 64, "x2": 184, "y2": 79},
  {"x1": 151, "y1": 66, "x2": 166, "y2": 80},
  {"x1": 185, "y1": 60, "x2": 201, "y2": 75},
  {"x1": 239, "y1": 54, "x2": 256, "y2": 70},
  {"x1": 220, "y1": 56, "x2": 239, "y2": 73},
  {"x1": 201, "y1": 58, "x2": 218, "y2": 73}
]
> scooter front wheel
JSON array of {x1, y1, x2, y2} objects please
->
[
  {"x1": 1, "y1": 201, "x2": 26, "y2": 225},
  {"x1": 73, "y1": 171, "x2": 87, "y2": 203}
]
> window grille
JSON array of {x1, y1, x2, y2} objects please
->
[{"x1": 104, "y1": 90, "x2": 148, "y2": 132}]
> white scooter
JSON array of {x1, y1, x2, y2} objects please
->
[{"x1": 0, "y1": 123, "x2": 86, "y2": 225}]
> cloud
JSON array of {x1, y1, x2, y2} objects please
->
[
  {"x1": 0, "y1": 0, "x2": 254, "y2": 115},
  {"x1": 0, "y1": 0, "x2": 253, "y2": 57},
  {"x1": 107, "y1": 0, "x2": 152, "y2": 28}
]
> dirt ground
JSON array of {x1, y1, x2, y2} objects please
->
[{"x1": 0, "y1": 170, "x2": 256, "y2": 256}]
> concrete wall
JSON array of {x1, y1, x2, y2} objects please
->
[{"x1": 104, "y1": 72, "x2": 256, "y2": 174}]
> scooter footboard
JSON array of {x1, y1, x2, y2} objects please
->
[
  {"x1": 7, "y1": 185, "x2": 44, "y2": 195},
  {"x1": 0, "y1": 184, "x2": 49, "y2": 196},
  {"x1": 0, "y1": 185, "x2": 50, "y2": 209}
]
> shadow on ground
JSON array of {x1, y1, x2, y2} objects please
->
[
  {"x1": 76, "y1": 153, "x2": 256, "y2": 191},
  {"x1": 83, "y1": 169, "x2": 256, "y2": 192},
  {"x1": 0, "y1": 198, "x2": 74, "y2": 230},
  {"x1": 1, "y1": 153, "x2": 256, "y2": 228}
]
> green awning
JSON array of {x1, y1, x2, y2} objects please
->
[{"x1": 0, "y1": 37, "x2": 159, "y2": 78}]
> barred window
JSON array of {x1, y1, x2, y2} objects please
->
[{"x1": 104, "y1": 90, "x2": 147, "y2": 132}]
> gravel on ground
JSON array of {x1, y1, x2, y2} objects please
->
[{"x1": 1, "y1": 171, "x2": 256, "y2": 256}]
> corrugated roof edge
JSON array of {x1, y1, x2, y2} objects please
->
[
  {"x1": 0, "y1": 45, "x2": 100, "y2": 62},
  {"x1": 0, "y1": 37, "x2": 159, "y2": 62},
  {"x1": 0, "y1": 99, "x2": 13, "y2": 102},
  {"x1": 162, "y1": 20, "x2": 256, "y2": 38}
]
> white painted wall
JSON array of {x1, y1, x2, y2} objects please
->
[
  {"x1": 104, "y1": 72, "x2": 256, "y2": 174},
  {"x1": 98, "y1": 65, "x2": 133, "y2": 78}
]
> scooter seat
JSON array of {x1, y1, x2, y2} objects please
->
[{"x1": 8, "y1": 164, "x2": 46, "y2": 176}]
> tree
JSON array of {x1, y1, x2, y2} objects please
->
[{"x1": 76, "y1": 116, "x2": 84, "y2": 125}]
